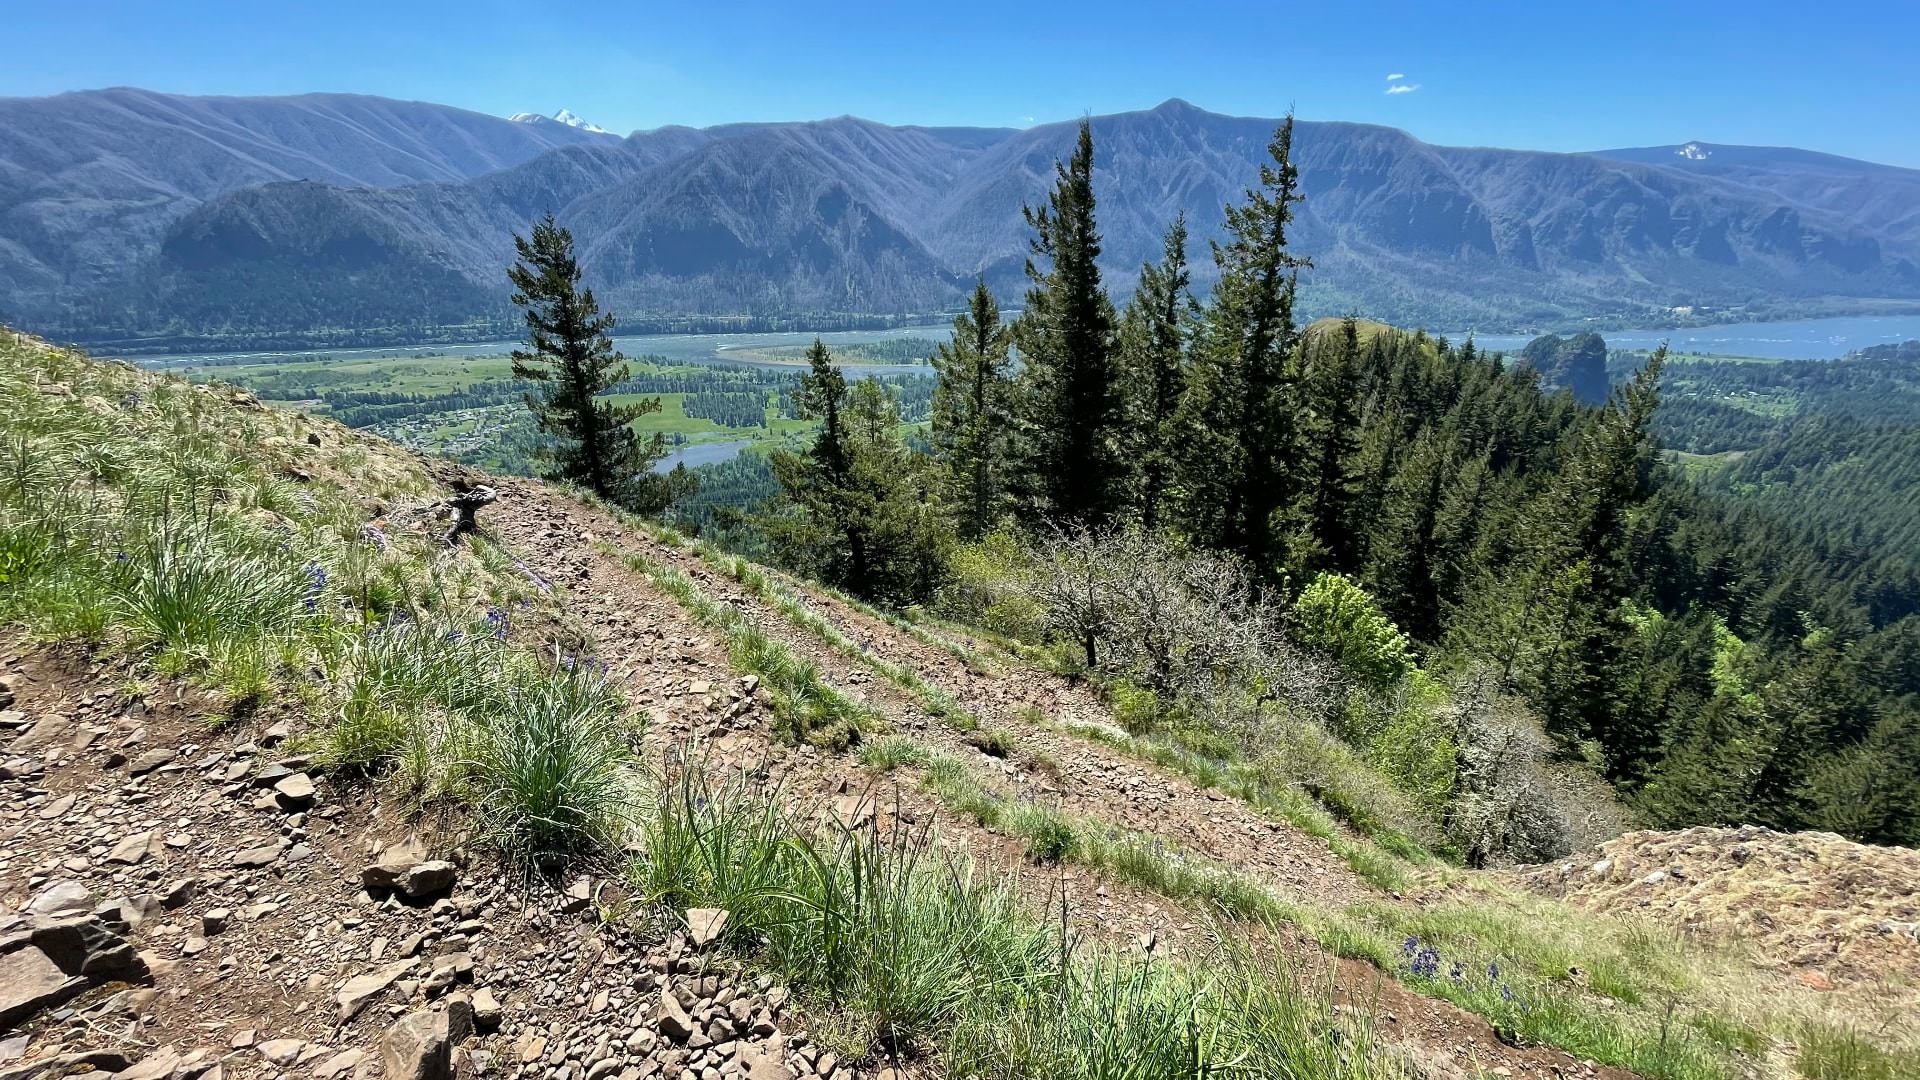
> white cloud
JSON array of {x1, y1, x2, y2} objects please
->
[
  {"x1": 1387, "y1": 73, "x2": 1405, "y2": 81},
  {"x1": 1384, "y1": 83, "x2": 1420, "y2": 95}
]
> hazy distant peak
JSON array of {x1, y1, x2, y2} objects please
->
[{"x1": 511, "y1": 108, "x2": 611, "y2": 134}]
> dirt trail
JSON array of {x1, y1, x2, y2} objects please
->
[
  {"x1": 480, "y1": 479, "x2": 1633, "y2": 1080},
  {"x1": 480, "y1": 481, "x2": 1201, "y2": 958},
  {"x1": 491, "y1": 478, "x2": 1369, "y2": 909}
]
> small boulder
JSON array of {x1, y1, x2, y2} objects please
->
[
  {"x1": 381, "y1": 1007, "x2": 454, "y2": 1080},
  {"x1": 24, "y1": 880, "x2": 94, "y2": 918},
  {"x1": 471, "y1": 986, "x2": 502, "y2": 1032},
  {"x1": 686, "y1": 908, "x2": 729, "y2": 949},
  {"x1": 655, "y1": 986, "x2": 696, "y2": 1043},
  {"x1": 0, "y1": 946, "x2": 87, "y2": 1029},
  {"x1": 272, "y1": 773, "x2": 316, "y2": 811},
  {"x1": 401, "y1": 861, "x2": 457, "y2": 899}
]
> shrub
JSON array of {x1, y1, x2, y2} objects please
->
[{"x1": 1291, "y1": 572, "x2": 1414, "y2": 692}]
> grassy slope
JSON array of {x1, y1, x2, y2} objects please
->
[{"x1": 11, "y1": 331, "x2": 1915, "y2": 1080}]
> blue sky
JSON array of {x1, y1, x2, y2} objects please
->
[{"x1": 8, "y1": 0, "x2": 1919, "y2": 166}]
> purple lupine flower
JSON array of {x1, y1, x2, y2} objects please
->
[{"x1": 302, "y1": 563, "x2": 328, "y2": 611}]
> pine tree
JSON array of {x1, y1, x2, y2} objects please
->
[
  {"x1": 931, "y1": 280, "x2": 1014, "y2": 538},
  {"x1": 1013, "y1": 120, "x2": 1124, "y2": 526},
  {"x1": 1118, "y1": 214, "x2": 1194, "y2": 532},
  {"x1": 1299, "y1": 316, "x2": 1367, "y2": 567},
  {"x1": 767, "y1": 340, "x2": 948, "y2": 603},
  {"x1": 1173, "y1": 117, "x2": 1311, "y2": 573},
  {"x1": 509, "y1": 214, "x2": 672, "y2": 507}
]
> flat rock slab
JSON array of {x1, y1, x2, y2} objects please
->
[
  {"x1": 273, "y1": 772, "x2": 316, "y2": 810},
  {"x1": 230, "y1": 841, "x2": 284, "y2": 868},
  {"x1": 106, "y1": 830, "x2": 156, "y2": 865},
  {"x1": 687, "y1": 908, "x2": 729, "y2": 949},
  {"x1": 0, "y1": 946, "x2": 87, "y2": 1029},
  {"x1": 337, "y1": 958, "x2": 418, "y2": 1021}
]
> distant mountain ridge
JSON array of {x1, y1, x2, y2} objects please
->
[{"x1": 4, "y1": 91, "x2": 1918, "y2": 344}]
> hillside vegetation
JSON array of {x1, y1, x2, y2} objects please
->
[{"x1": 7, "y1": 104, "x2": 1920, "y2": 1080}]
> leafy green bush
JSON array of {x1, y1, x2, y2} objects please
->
[
  {"x1": 938, "y1": 530, "x2": 1046, "y2": 641},
  {"x1": 1291, "y1": 572, "x2": 1414, "y2": 692}
]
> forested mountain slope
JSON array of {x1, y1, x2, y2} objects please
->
[
  {"x1": 7, "y1": 96, "x2": 1920, "y2": 344},
  {"x1": 0, "y1": 87, "x2": 617, "y2": 318}
]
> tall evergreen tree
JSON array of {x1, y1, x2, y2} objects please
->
[
  {"x1": 1013, "y1": 120, "x2": 1124, "y2": 526},
  {"x1": 508, "y1": 214, "x2": 670, "y2": 506},
  {"x1": 1173, "y1": 117, "x2": 1311, "y2": 573},
  {"x1": 1118, "y1": 214, "x2": 1194, "y2": 532},
  {"x1": 931, "y1": 280, "x2": 1014, "y2": 538},
  {"x1": 767, "y1": 340, "x2": 947, "y2": 603},
  {"x1": 1299, "y1": 316, "x2": 1367, "y2": 567}
]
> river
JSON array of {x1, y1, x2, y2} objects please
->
[
  {"x1": 1453, "y1": 313, "x2": 1920, "y2": 361},
  {"x1": 119, "y1": 313, "x2": 1920, "y2": 372},
  {"x1": 123, "y1": 326, "x2": 950, "y2": 377}
]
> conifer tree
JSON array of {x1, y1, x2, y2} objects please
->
[
  {"x1": 1013, "y1": 120, "x2": 1124, "y2": 526},
  {"x1": 509, "y1": 214, "x2": 672, "y2": 507},
  {"x1": 1299, "y1": 315, "x2": 1367, "y2": 567},
  {"x1": 931, "y1": 280, "x2": 1014, "y2": 538},
  {"x1": 1173, "y1": 117, "x2": 1311, "y2": 573},
  {"x1": 767, "y1": 340, "x2": 948, "y2": 603},
  {"x1": 1118, "y1": 214, "x2": 1194, "y2": 532}
]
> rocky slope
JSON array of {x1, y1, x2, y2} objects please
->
[{"x1": 1517, "y1": 826, "x2": 1920, "y2": 992}]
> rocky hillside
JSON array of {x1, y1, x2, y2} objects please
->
[
  {"x1": 1518, "y1": 827, "x2": 1920, "y2": 992},
  {"x1": 3, "y1": 331, "x2": 1917, "y2": 1080}
]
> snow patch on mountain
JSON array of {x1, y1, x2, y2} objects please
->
[{"x1": 509, "y1": 109, "x2": 610, "y2": 134}]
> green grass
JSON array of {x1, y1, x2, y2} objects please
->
[
  {"x1": 1, "y1": 334, "x2": 633, "y2": 865},
  {"x1": 627, "y1": 756, "x2": 1402, "y2": 1079},
  {"x1": 604, "y1": 543, "x2": 877, "y2": 747},
  {"x1": 1795, "y1": 1022, "x2": 1920, "y2": 1080}
]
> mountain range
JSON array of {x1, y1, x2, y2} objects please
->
[{"x1": 3, "y1": 90, "x2": 1918, "y2": 347}]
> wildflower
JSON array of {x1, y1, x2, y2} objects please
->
[
  {"x1": 485, "y1": 607, "x2": 508, "y2": 640},
  {"x1": 1500, "y1": 984, "x2": 1515, "y2": 1002},
  {"x1": 302, "y1": 563, "x2": 328, "y2": 611},
  {"x1": 1487, "y1": 960, "x2": 1500, "y2": 980},
  {"x1": 361, "y1": 522, "x2": 389, "y2": 551}
]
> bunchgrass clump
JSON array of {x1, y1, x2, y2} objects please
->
[
  {"x1": 471, "y1": 662, "x2": 633, "y2": 864},
  {"x1": 628, "y1": 757, "x2": 1403, "y2": 1078}
]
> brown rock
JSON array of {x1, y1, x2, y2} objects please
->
[
  {"x1": 0, "y1": 946, "x2": 87, "y2": 1028},
  {"x1": 686, "y1": 908, "x2": 729, "y2": 949},
  {"x1": 656, "y1": 986, "x2": 696, "y2": 1043},
  {"x1": 336, "y1": 958, "x2": 417, "y2": 1021},
  {"x1": 106, "y1": 829, "x2": 156, "y2": 865},
  {"x1": 400, "y1": 861, "x2": 457, "y2": 898},
  {"x1": 272, "y1": 772, "x2": 316, "y2": 811},
  {"x1": 381, "y1": 1007, "x2": 453, "y2": 1080}
]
